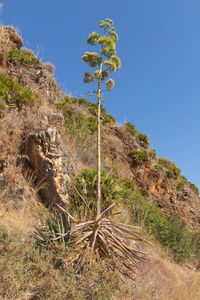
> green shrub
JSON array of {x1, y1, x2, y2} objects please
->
[
  {"x1": 171, "y1": 163, "x2": 181, "y2": 177},
  {"x1": 125, "y1": 122, "x2": 137, "y2": 135},
  {"x1": 0, "y1": 98, "x2": 5, "y2": 117},
  {"x1": 176, "y1": 176, "x2": 199, "y2": 196},
  {"x1": 70, "y1": 168, "x2": 124, "y2": 218},
  {"x1": 158, "y1": 158, "x2": 172, "y2": 169},
  {"x1": 154, "y1": 164, "x2": 163, "y2": 170},
  {"x1": 166, "y1": 170, "x2": 174, "y2": 178},
  {"x1": 158, "y1": 158, "x2": 181, "y2": 178},
  {"x1": 78, "y1": 97, "x2": 90, "y2": 106},
  {"x1": 166, "y1": 214, "x2": 193, "y2": 262},
  {"x1": 102, "y1": 113, "x2": 116, "y2": 125},
  {"x1": 126, "y1": 194, "x2": 170, "y2": 245},
  {"x1": 78, "y1": 97, "x2": 115, "y2": 124},
  {"x1": 89, "y1": 105, "x2": 97, "y2": 116},
  {"x1": 0, "y1": 73, "x2": 37, "y2": 115},
  {"x1": 86, "y1": 116, "x2": 97, "y2": 132},
  {"x1": 177, "y1": 177, "x2": 186, "y2": 189},
  {"x1": 124, "y1": 123, "x2": 150, "y2": 147},
  {"x1": 139, "y1": 188, "x2": 149, "y2": 197},
  {"x1": 57, "y1": 102, "x2": 96, "y2": 134},
  {"x1": 150, "y1": 149, "x2": 157, "y2": 158},
  {"x1": 122, "y1": 178, "x2": 135, "y2": 191},
  {"x1": 131, "y1": 149, "x2": 148, "y2": 164},
  {"x1": 189, "y1": 182, "x2": 199, "y2": 196},
  {"x1": 125, "y1": 193, "x2": 200, "y2": 262},
  {"x1": 137, "y1": 133, "x2": 150, "y2": 147},
  {"x1": 7, "y1": 49, "x2": 41, "y2": 65}
]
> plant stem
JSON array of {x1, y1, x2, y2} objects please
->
[{"x1": 96, "y1": 62, "x2": 103, "y2": 216}]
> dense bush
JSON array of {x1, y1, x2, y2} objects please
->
[
  {"x1": 189, "y1": 182, "x2": 199, "y2": 196},
  {"x1": 122, "y1": 178, "x2": 135, "y2": 191},
  {"x1": 78, "y1": 97, "x2": 116, "y2": 124},
  {"x1": 149, "y1": 149, "x2": 157, "y2": 158},
  {"x1": 125, "y1": 122, "x2": 137, "y2": 135},
  {"x1": 125, "y1": 193, "x2": 200, "y2": 262},
  {"x1": 70, "y1": 168, "x2": 125, "y2": 218},
  {"x1": 7, "y1": 49, "x2": 40, "y2": 65},
  {"x1": 176, "y1": 175, "x2": 199, "y2": 196},
  {"x1": 158, "y1": 158, "x2": 172, "y2": 169},
  {"x1": 125, "y1": 122, "x2": 150, "y2": 147},
  {"x1": 131, "y1": 149, "x2": 149, "y2": 164},
  {"x1": 70, "y1": 167, "x2": 200, "y2": 263},
  {"x1": 177, "y1": 177, "x2": 187, "y2": 189},
  {"x1": 139, "y1": 188, "x2": 149, "y2": 197},
  {"x1": 137, "y1": 133, "x2": 150, "y2": 147},
  {"x1": 0, "y1": 73, "x2": 37, "y2": 116},
  {"x1": 86, "y1": 116, "x2": 98, "y2": 132},
  {"x1": 158, "y1": 158, "x2": 181, "y2": 178},
  {"x1": 154, "y1": 164, "x2": 163, "y2": 170},
  {"x1": 57, "y1": 102, "x2": 97, "y2": 134}
]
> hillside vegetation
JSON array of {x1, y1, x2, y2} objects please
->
[{"x1": 0, "y1": 25, "x2": 200, "y2": 299}]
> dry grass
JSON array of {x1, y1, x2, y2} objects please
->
[
  {"x1": 20, "y1": 47, "x2": 36, "y2": 57},
  {"x1": 0, "y1": 193, "x2": 42, "y2": 238},
  {"x1": 131, "y1": 257, "x2": 200, "y2": 300},
  {"x1": 0, "y1": 164, "x2": 44, "y2": 238},
  {"x1": 43, "y1": 62, "x2": 55, "y2": 74},
  {"x1": 113, "y1": 241, "x2": 200, "y2": 300},
  {"x1": 0, "y1": 107, "x2": 55, "y2": 238},
  {"x1": 61, "y1": 124, "x2": 97, "y2": 173}
]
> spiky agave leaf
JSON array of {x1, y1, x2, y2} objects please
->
[
  {"x1": 36, "y1": 212, "x2": 72, "y2": 248},
  {"x1": 55, "y1": 201, "x2": 149, "y2": 279}
]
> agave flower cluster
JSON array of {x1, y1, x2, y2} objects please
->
[{"x1": 82, "y1": 18, "x2": 121, "y2": 92}]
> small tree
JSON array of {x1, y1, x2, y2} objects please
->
[{"x1": 82, "y1": 18, "x2": 121, "y2": 216}]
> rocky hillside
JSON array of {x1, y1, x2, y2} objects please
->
[
  {"x1": 1, "y1": 25, "x2": 200, "y2": 231},
  {"x1": 0, "y1": 26, "x2": 200, "y2": 299}
]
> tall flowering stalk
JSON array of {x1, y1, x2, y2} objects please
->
[
  {"x1": 50, "y1": 19, "x2": 148, "y2": 279},
  {"x1": 82, "y1": 18, "x2": 121, "y2": 216}
]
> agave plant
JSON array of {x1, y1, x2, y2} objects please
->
[
  {"x1": 39, "y1": 18, "x2": 150, "y2": 279},
  {"x1": 36, "y1": 212, "x2": 71, "y2": 248},
  {"x1": 56, "y1": 203, "x2": 149, "y2": 278}
]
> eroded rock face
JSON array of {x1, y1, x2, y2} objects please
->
[
  {"x1": 102, "y1": 125, "x2": 200, "y2": 231},
  {"x1": 23, "y1": 127, "x2": 74, "y2": 207}
]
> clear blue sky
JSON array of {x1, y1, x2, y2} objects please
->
[{"x1": 1, "y1": 0, "x2": 200, "y2": 190}]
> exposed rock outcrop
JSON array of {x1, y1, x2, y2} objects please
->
[
  {"x1": 23, "y1": 127, "x2": 74, "y2": 207},
  {"x1": 102, "y1": 125, "x2": 200, "y2": 231}
]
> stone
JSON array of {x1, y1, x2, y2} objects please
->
[{"x1": 23, "y1": 127, "x2": 74, "y2": 207}]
